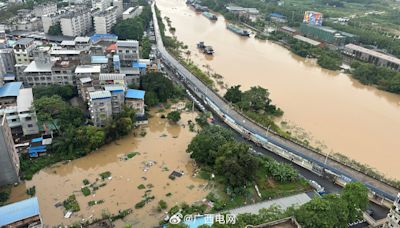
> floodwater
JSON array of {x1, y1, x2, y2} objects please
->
[
  {"x1": 156, "y1": 0, "x2": 400, "y2": 179},
  {"x1": 8, "y1": 109, "x2": 209, "y2": 227}
]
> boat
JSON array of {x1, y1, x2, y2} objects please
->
[
  {"x1": 226, "y1": 23, "x2": 250, "y2": 36},
  {"x1": 203, "y1": 46, "x2": 214, "y2": 55},
  {"x1": 197, "y1": 42, "x2": 214, "y2": 55},
  {"x1": 202, "y1": 11, "x2": 217, "y2": 20},
  {"x1": 193, "y1": 4, "x2": 208, "y2": 12}
]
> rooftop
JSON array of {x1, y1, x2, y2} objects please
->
[
  {"x1": 91, "y1": 56, "x2": 109, "y2": 64},
  {"x1": 293, "y1": 35, "x2": 321, "y2": 46},
  {"x1": 89, "y1": 90, "x2": 111, "y2": 100},
  {"x1": 60, "y1": 40, "x2": 75, "y2": 46},
  {"x1": 79, "y1": 77, "x2": 92, "y2": 84},
  {"x1": 0, "y1": 82, "x2": 22, "y2": 98},
  {"x1": 104, "y1": 85, "x2": 125, "y2": 92},
  {"x1": 116, "y1": 40, "x2": 139, "y2": 48},
  {"x1": 74, "y1": 36, "x2": 90, "y2": 43},
  {"x1": 75, "y1": 65, "x2": 101, "y2": 74},
  {"x1": 17, "y1": 88, "x2": 34, "y2": 112},
  {"x1": 14, "y1": 37, "x2": 34, "y2": 46},
  {"x1": 90, "y1": 34, "x2": 118, "y2": 44},
  {"x1": 50, "y1": 49, "x2": 81, "y2": 55},
  {"x1": 24, "y1": 61, "x2": 53, "y2": 73},
  {"x1": 126, "y1": 89, "x2": 145, "y2": 99},
  {"x1": 345, "y1": 43, "x2": 400, "y2": 65},
  {"x1": 0, "y1": 197, "x2": 40, "y2": 227},
  {"x1": 99, "y1": 73, "x2": 125, "y2": 81}
]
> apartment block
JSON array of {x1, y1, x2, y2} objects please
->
[
  {"x1": 94, "y1": 6, "x2": 118, "y2": 34},
  {"x1": 116, "y1": 40, "x2": 139, "y2": 67},
  {"x1": 0, "y1": 82, "x2": 39, "y2": 136},
  {"x1": 0, "y1": 48, "x2": 16, "y2": 77},
  {"x1": 88, "y1": 90, "x2": 112, "y2": 127},
  {"x1": 33, "y1": 3, "x2": 57, "y2": 17},
  {"x1": 122, "y1": 6, "x2": 143, "y2": 20},
  {"x1": 42, "y1": 10, "x2": 68, "y2": 33},
  {"x1": 60, "y1": 10, "x2": 92, "y2": 37},
  {"x1": 13, "y1": 38, "x2": 35, "y2": 65},
  {"x1": 104, "y1": 85, "x2": 125, "y2": 114},
  {"x1": 125, "y1": 89, "x2": 145, "y2": 116},
  {"x1": 0, "y1": 114, "x2": 19, "y2": 186},
  {"x1": 385, "y1": 193, "x2": 400, "y2": 228}
]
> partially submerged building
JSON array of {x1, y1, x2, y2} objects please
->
[
  {"x1": 0, "y1": 197, "x2": 42, "y2": 227},
  {"x1": 125, "y1": 89, "x2": 145, "y2": 116}
]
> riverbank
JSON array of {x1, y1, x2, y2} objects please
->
[{"x1": 154, "y1": 0, "x2": 400, "y2": 188}]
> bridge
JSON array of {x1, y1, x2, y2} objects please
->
[{"x1": 151, "y1": 3, "x2": 399, "y2": 202}]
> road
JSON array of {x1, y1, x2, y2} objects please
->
[{"x1": 151, "y1": 2, "x2": 398, "y2": 202}]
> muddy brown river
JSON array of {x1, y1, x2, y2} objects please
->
[
  {"x1": 8, "y1": 110, "x2": 209, "y2": 227},
  {"x1": 156, "y1": 0, "x2": 400, "y2": 179}
]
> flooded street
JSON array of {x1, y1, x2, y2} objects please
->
[
  {"x1": 156, "y1": 0, "x2": 400, "y2": 179},
  {"x1": 8, "y1": 110, "x2": 208, "y2": 227}
]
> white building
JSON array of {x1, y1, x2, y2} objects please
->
[
  {"x1": 122, "y1": 6, "x2": 143, "y2": 20},
  {"x1": 33, "y1": 3, "x2": 57, "y2": 17},
  {"x1": 42, "y1": 10, "x2": 68, "y2": 34},
  {"x1": 0, "y1": 82, "x2": 39, "y2": 137},
  {"x1": 385, "y1": 193, "x2": 400, "y2": 228},
  {"x1": 94, "y1": 6, "x2": 117, "y2": 34},
  {"x1": 116, "y1": 40, "x2": 139, "y2": 67},
  {"x1": 0, "y1": 114, "x2": 19, "y2": 186},
  {"x1": 60, "y1": 10, "x2": 92, "y2": 37},
  {"x1": 88, "y1": 90, "x2": 112, "y2": 127},
  {"x1": 13, "y1": 38, "x2": 35, "y2": 65},
  {"x1": 113, "y1": 0, "x2": 123, "y2": 18}
]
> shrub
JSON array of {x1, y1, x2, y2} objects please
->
[
  {"x1": 83, "y1": 179, "x2": 90, "y2": 185},
  {"x1": 99, "y1": 171, "x2": 112, "y2": 180},
  {"x1": 137, "y1": 184, "x2": 146, "y2": 190},
  {"x1": 81, "y1": 187, "x2": 91, "y2": 196},
  {"x1": 63, "y1": 195, "x2": 80, "y2": 212}
]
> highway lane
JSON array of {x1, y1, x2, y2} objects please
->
[{"x1": 151, "y1": 3, "x2": 399, "y2": 201}]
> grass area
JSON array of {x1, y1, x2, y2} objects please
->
[
  {"x1": 63, "y1": 194, "x2": 80, "y2": 212},
  {"x1": 0, "y1": 185, "x2": 11, "y2": 206}
]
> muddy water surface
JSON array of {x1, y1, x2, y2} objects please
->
[
  {"x1": 156, "y1": 0, "x2": 400, "y2": 179},
  {"x1": 9, "y1": 110, "x2": 208, "y2": 227}
]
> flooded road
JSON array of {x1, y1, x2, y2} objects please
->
[
  {"x1": 8, "y1": 110, "x2": 208, "y2": 227},
  {"x1": 156, "y1": 0, "x2": 400, "y2": 179}
]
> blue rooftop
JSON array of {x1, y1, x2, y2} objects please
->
[
  {"x1": 0, "y1": 82, "x2": 22, "y2": 98},
  {"x1": 31, "y1": 137, "x2": 43, "y2": 143},
  {"x1": 91, "y1": 56, "x2": 108, "y2": 64},
  {"x1": 132, "y1": 62, "x2": 147, "y2": 69},
  {"x1": 270, "y1": 13, "x2": 286, "y2": 18},
  {"x1": 0, "y1": 197, "x2": 40, "y2": 226},
  {"x1": 126, "y1": 89, "x2": 145, "y2": 99},
  {"x1": 90, "y1": 34, "x2": 118, "y2": 43}
]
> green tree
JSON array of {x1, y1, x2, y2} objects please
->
[
  {"x1": 48, "y1": 22, "x2": 62, "y2": 36},
  {"x1": 295, "y1": 197, "x2": 338, "y2": 228},
  {"x1": 33, "y1": 85, "x2": 76, "y2": 100},
  {"x1": 75, "y1": 126, "x2": 105, "y2": 153},
  {"x1": 224, "y1": 85, "x2": 242, "y2": 103},
  {"x1": 341, "y1": 182, "x2": 368, "y2": 223},
  {"x1": 187, "y1": 125, "x2": 234, "y2": 166},
  {"x1": 239, "y1": 86, "x2": 270, "y2": 112},
  {"x1": 167, "y1": 111, "x2": 181, "y2": 123},
  {"x1": 215, "y1": 141, "x2": 258, "y2": 190}
]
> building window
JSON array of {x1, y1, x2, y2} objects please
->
[
  {"x1": 25, "y1": 116, "x2": 32, "y2": 121},
  {"x1": 28, "y1": 124, "x2": 33, "y2": 128}
]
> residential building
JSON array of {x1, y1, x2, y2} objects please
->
[
  {"x1": 75, "y1": 65, "x2": 101, "y2": 99},
  {"x1": 0, "y1": 82, "x2": 39, "y2": 136},
  {"x1": 270, "y1": 13, "x2": 287, "y2": 23},
  {"x1": 299, "y1": 23, "x2": 357, "y2": 46},
  {"x1": 60, "y1": 9, "x2": 92, "y2": 37},
  {"x1": 0, "y1": 114, "x2": 19, "y2": 186},
  {"x1": 33, "y1": 3, "x2": 57, "y2": 17},
  {"x1": 91, "y1": 56, "x2": 110, "y2": 72},
  {"x1": 125, "y1": 89, "x2": 145, "y2": 116},
  {"x1": 343, "y1": 44, "x2": 400, "y2": 71},
  {"x1": 20, "y1": 59, "x2": 53, "y2": 87},
  {"x1": 0, "y1": 48, "x2": 16, "y2": 78},
  {"x1": 0, "y1": 197, "x2": 42, "y2": 227},
  {"x1": 113, "y1": 0, "x2": 123, "y2": 18},
  {"x1": 51, "y1": 60, "x2": 79, "y2": 86},
  {"x1": 122, "y1": 6, "x2": 143, "y2": 20},
  {"x1": 92, "y1": 0, "x2": 112, "y2": 11},
  {"x1": 94, "y1": 6, "x2": 118, "y2": 34},
  {"x1": 42, "y1": 9, "x2": 69, "y2": 33},
  {"x1": 99, "y1": 73, "x2": 126, "y2": 87},
  {"x1": 116, "y1": 40, "x2": 139, "y2": 67},
  {"x1": 74, "y1": 36, "x2": 92, "y2": 49},
  {"x1": 385, "y1": 193, "x2": 400, "y2": 228},
  {"x1": 88, "y1": 90, "x2": 112, "y2": 127},
  {"x1": 119, "y1": 67, "x2": 140, "y2": 85},
  {"x1": 13, "y1": 38, "x2": 35, "y2": 65},
  {"x1": 104, "y1": 85, "x2": 125, "y2": 114},
  {"x1": 50, "y1": 49, "x2": 83, "y2": 62}
]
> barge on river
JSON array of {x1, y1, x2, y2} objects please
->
[
  {"x1": 202, "y1": 11, "x2": 217, "y2": 20},
  {"x1": 226, "y1": 23, "x2": 250, "y2": 36}
]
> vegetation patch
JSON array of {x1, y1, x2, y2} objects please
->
[
  {"x1": 127, "y1": 152, "x2": 140, "y2": 159},
  {"x1": 99, "y1": 171, "x2": 112, "y2": 180},
  {"x1": 83, "y1": 179, "x2": 90, "y2": 185},
  {"x1": 137, "y1": 184, "x2": 146, "y2": 190},
  {"x1": 63, "y1": 195, "x2": 80, "y2": 212},
  {"x1": 81, "y1": 187, "x2": 91, "y2": 197},
  {"x1": 26, "y1": 186, "x2": 36, "y2": 197}
]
